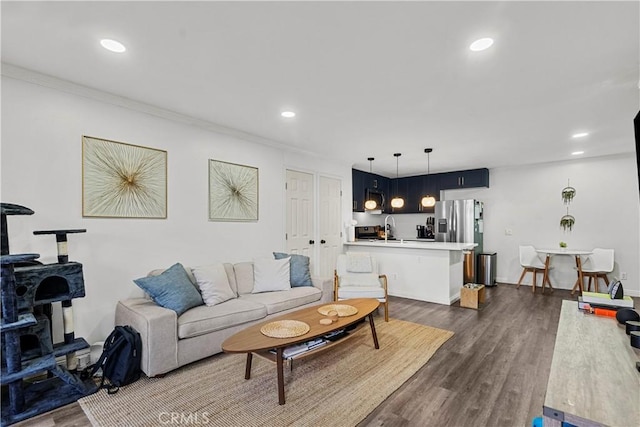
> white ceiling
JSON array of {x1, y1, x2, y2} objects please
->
[{"x1": 2, "y1": 1, "x2": 638, "y2": 177}]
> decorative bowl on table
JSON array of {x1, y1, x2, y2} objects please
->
[{"x1": 317, "y1": 304, "x2": 358, "y2": 317}]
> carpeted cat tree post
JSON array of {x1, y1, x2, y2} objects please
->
[{"x1": 0, "y1": 203, "x2": 97, "y2": 426}]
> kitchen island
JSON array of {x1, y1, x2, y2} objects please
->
[{"x1": 344, "y1": 240, "x2": 477, "y2": 305}]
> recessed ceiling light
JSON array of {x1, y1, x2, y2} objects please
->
[
  {"x1": 572, "y1": 132, "x2": 589, "y2": 138},
  {"x1": 469, "y1": 38, "x2": 494, "y2": 52},
  {"x1": 281, "y1": 111, "x2": 296, "y2": 118},
  {"x1": 572, "y1": 151, "x2": 584, "y2": 155},
  {"x1": 100, "y1": 39, "x2": 126, "y2": 53}
]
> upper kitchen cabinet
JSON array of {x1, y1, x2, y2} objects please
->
[
  {"x1": 437, "y1": 168, "x2": 490, "y2": 190},
  {"x1": 352, "y1": 169, "x2": 390, "y2": 212},
  {"x1": 399, "y1": 175, "x2": 439, "y2": 213},
  {"x1": 389, "y1": 176, "x2": 410, "y2": 213},
  {"x1": 353, "y1": 167, "x2": 488, "y2": 213},
  {"x1": 417, "y1": 174, "x2": 439, "y2": 213},
  {"x1": 352, "y1": 169, "x2": 366, "y2": 211}
]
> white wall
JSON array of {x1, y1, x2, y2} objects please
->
[
  {"x1": 442, "y1": 155, "x2": 640, "y2": 296},
  {"x1": 1, "y1": 75, "x2": 352, "y2": 344}
]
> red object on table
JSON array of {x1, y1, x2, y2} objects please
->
[{"x1": 593, "y1": 307, "x2": 617, "y2": 318}]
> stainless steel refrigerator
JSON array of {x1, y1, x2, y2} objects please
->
[{"x1": 435, "y1": 199, "x2": 484, "y2": 283}]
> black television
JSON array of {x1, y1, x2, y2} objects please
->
[{"x1": 635, "y1": 111, "x2": 640, "y2": 197}]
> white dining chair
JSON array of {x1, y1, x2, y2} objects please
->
[
  {"x1": 516, "y1": 245, "x2": 552, "y2": 293},
  {"x1": 580, "y1": 248, "x2": 614, "y2": 293}
]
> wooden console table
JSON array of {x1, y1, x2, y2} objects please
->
[{"x1": 543, "y1": 300, "x2": 639, "y2": 427}]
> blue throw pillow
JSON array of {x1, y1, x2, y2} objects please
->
[
  {"x1": 273, "y1": 252, "x2": 313, "y2": 287},
  {"x1": 134, "y1": 263, "x2": 203, "y2": 315}
]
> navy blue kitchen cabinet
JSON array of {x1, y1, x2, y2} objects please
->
[
  {"x1": 417, "y1": 174, "x2": 439, "y2": 213},
  {"x1": 399, "y1": 175, "x2": 439, "y2": 213},
  {"x1": 352, "y1": 169, "x2": 391, "y2": 212},
  {"x1": 437, "y1": 168, "x2": 489, "y2": 190},
  {"x1": 389, "y1": 177, "x2": 409, "y2": 213},
  {"x1": 352, "y1": 169, "x2": 366, "y2": 212},
  {"x1": 352, "y1": 167, "x2": 487, "y2": 213}
]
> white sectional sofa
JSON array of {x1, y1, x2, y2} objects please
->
[{"x1": 115, "y1": 261, "x2": 333, "y2": 377}]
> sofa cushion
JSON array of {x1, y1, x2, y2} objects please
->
[
  {"x1": 223, "y1": 263, "x2": 238, "y2": 295},
  {"x1": 177, "y1": 298, "x2": 267, "y2": 339},
  {"x1": 191, "y1": 263, "x2": 236, "y2": 306},
  {"x1": 134, "y1": 263, "x2": 204, "y2": 316},
  {"x1": 239, "y1": 286, "x2": 321, "y2": 315},
  {"x1": 339, "y1": 273, "x2": 381, "y2": 287},
  {"x1": 337, "y1": 286, "x2": 386, "y2": 300},
  {"x1": 252, "y1": 257, "x2": 291, "y2": 293},
  {"x1": 234, "y1": 262, "x2": 255, "y2": 295},
  {"x1": 273, "y1": 252, "x2": 313, "y2": 287}
]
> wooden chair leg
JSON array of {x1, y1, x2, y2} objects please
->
[
  {"x1": 597, "y1": 274, "x2": 609, "y2": 293},
  {"x1": 532, "y1": 270, "x2": 537, "y2": 293},
  {"x1": 384, "y1": 300, "x2": 389, "y2": 322},
  {"x1": 516, "y1": 268, "x2": 527, "y2": 289},
  {"x1": 587, "y1": 276, "x2": 593, "y2": 292}
]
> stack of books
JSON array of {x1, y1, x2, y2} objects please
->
[
  {"x1": 276, "y1": 338, "x2": 329, "y2": 359},
  {"x1": 580, "y1": 291, "x2": 634, "y2": 309},
  {"x1": 324, "y1": 329, "x2": 347, "y2": 341}
]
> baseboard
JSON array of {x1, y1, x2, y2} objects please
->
[{"x1": 497, "y1": 279, "x2": 640, "y2": 298}]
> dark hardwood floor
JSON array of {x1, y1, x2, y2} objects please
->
[
  {"x1": 14, "y1": 284, "x2": 580, "y2": 427},
  {"x1": 360, "y1": 284, "x2": 572, "y2": 427}
]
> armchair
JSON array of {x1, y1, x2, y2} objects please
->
[{"x1": 334, "y1": 252, "x2": 389, "y2": 322}]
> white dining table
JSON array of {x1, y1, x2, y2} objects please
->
[{"x1": 536, "y1": 249, "x2": 592, "y2": 295}]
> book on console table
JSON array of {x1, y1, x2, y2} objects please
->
[{"x1": 581, "y1": 292, "x2": 634, "y2": 308}]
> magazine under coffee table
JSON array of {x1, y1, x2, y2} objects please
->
[{"x1": 221, "y1": 298, "x2": 380, "y2": 405}]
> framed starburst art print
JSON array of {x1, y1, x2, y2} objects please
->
[
  {"x1": 82, "y1": 136, "x2": 167, "y2": 218},
  {"x1": 208, "y1": 159, "x2": 258, "y2": 222}
]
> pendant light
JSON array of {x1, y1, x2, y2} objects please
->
[
  {"x1": 364, "y1": 157, "x2": 378, "y2": 210},
  {"x1": 421, "y1": 148, "x2": 436, "y2": 208},
  {"x1": 390, "y1": 153, "x2": 405, "y2": 209}
]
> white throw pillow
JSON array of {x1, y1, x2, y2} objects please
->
[
  {"x1": 346, "y1": 252, "x2": 373, "y2": 273},
  {"x1": 191, "y1": 263, "x2": 236, "y2": 306},
  {"x1": 252, "y1": 257, "x2": 291, "y2": 293}
]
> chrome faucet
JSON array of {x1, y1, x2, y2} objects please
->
[{"x1": 384, "y1": 215, "x2": 395, "y2": 243}]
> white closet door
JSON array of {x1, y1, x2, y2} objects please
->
[
  {"x1": 285, "y1": 170, "x2": 314, "y2": 264},
  {"x1": 318, "y1": 176, "x2": 342, "y2": 277}
]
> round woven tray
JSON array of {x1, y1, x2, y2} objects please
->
[
  {"x1": 260, "y1": 320, "x2": 310, "y2": 338},
  {"x1": 317, "y1": 304, "x2": 358, "y2": 317}
]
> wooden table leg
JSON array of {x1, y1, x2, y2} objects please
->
[
  {"x1": 542, "y1": 254, "x2": 553, "y2": 293},
  {"x1": 276, "y1": 347, "x2": 285, "y2": 405},
  {"x1": 571, "y1": 256, "x2": 584, "y2": 295},
  {"x1": 244, "y1": 353, "x2": 253, "y2": 379},
  {"x1": 541, "y1": 254, "x2": 552, "y2": 294},
  {"x1": 368, "y1": 314, "x2": 380, "y2": 349}
]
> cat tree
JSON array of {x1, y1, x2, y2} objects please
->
[{"x1": 1, "y1": 203, "x2": 97, "y2": 426}]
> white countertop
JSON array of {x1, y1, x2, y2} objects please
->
[{"x1": 344, "y1": 240, "x2": 477, "y2": 251}]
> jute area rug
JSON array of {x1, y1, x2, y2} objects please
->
[{"x1": 79, "y1": 318, "x2": 453, "y2": 427}]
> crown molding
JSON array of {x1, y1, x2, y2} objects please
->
[{"x1": 1, "y1": 63, "x2": 321, "y2": 158}]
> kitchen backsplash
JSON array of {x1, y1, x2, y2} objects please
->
[{"x1": 352, "y1": 212, "x2": 435, "y2": 240}]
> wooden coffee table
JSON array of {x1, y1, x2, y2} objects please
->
[{"x1": 221, "y1": 298, "x2": 380, "y2": 405}]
